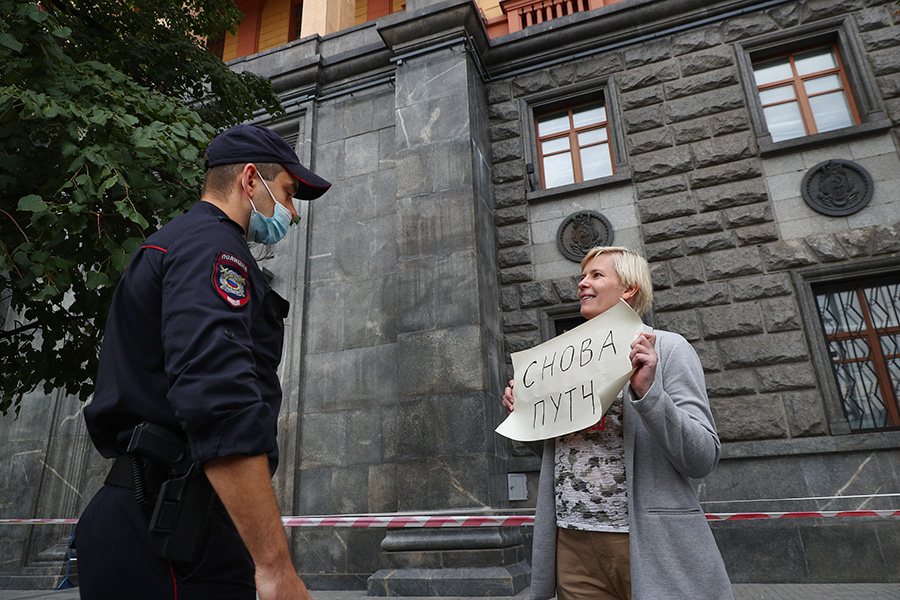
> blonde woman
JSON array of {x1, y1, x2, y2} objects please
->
[{"x1": 503, "y1": 247, "x2": 732, "y2": 600}]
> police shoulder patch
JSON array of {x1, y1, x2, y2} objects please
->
[{"x1": 212, "y1": 251, "x2": 250, "y2": 308}]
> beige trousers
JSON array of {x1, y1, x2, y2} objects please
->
[{"x1": 556, "y1": 528, "x2": 631, "y2": 600}]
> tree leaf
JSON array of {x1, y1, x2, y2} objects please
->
[
  {"x1": 17, "y1": 195, "x2": 47, "y2": 212},
  {"x1": 85, "y1": 270, "x2": 110, "y2": 290},
  {"x1": 0, "y1": 32, "x2": 23, "y2": 53},
  {"x1": 0, "y1": 0, "x2": 282, "y2": 416}
]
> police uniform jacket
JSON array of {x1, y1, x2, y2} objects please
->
[{"x1": 85, "y1": 201, "x2": 289, "y2": 471}]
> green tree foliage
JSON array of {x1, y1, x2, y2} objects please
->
[
  {"x1": 48, "y1": 0, "x2": 281, "y2": 130},
  {"x1": 0, "y1": 0, "x2": 283, "y2": 416}
]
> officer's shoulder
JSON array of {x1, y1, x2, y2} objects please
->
[{"x1": 166, "y1": 207, "x2": 246, "y2": 254}]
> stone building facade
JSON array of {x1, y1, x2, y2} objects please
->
[
  {"x1": 2, "y1": 0, "x2": 899, "y2": 591},
  {"x1": 485, "y1": 0, "x2": 900, "y2": 584}
]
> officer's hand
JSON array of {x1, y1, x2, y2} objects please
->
[{"x1": 256, "y1": 565, "x2": 314, "y2": 600}]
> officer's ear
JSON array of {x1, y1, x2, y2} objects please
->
[{"x1": 239, "y1": 164, "x2": 259, "y2": 198}]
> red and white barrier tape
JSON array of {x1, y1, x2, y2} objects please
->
[
  {"x1": 705, "y1": 510, "x2": 900, "y2": 521},
  {"x1": 281, "y1": 515, "x2": 535, "y2": 528},
  {"x1": 0, "y1": 519, "x2": 79, "y2": 525},
  {"x1": 3, "y1": 511, "x2": 900, "y2": 527}
]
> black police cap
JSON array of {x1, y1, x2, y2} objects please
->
[{"x1": 204, "y1": 124, "x2": 331, "y2": 200}]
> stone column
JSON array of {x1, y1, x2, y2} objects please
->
[
  {"x1": 300, "y1": 0, "x2": 356, "y2": 39},
  {"x1": 0, "y1": 385, "x2": 103, "y2": 589},
  {"x1": 367, "y1": 3, "x2": 530, "y2": 595}
]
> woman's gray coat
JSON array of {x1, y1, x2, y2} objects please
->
[{"x1": 529, "y1": 328, "x2": 734, "y2": 600}]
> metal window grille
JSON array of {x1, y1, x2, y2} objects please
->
[{"x1": 814, "y1": 279, "x2": 900, "y2": 431}]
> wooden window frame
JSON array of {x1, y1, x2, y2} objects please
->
[
  {"x1": 207, "y1": 32, "x2": 226, "y2": 59},
  {"x1": 734, "y1": 17, "x2": 891, "y2": 154},
  {"x1": 794, "y1": 259, "x2": 900, "y2": 436},
  {"x1": 290, "y1": 0, "x2": 303, "y2": 41},
  {"x1": 752, "y1": 44, "x2": 861, "y2": 141},
  {"x1": 534, "y1": 100, "x2": 615, "y2": 190},
  {"x1": 520, "y1": 79, "x2": 630, "y2": 202},
  {"x1": 813, "y1": 278, "x2": 900, "y2": 431}
]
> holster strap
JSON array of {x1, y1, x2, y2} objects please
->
[{"x1": 105, "y1": 455, "x2": 169, "y2": 494}]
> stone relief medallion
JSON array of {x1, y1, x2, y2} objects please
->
[
  {"x1": 557, "y1": 210, "x2": 614, "y2": 262},
  {"x1": 801, "y1": 159, "x2": 874, "y2": 217}
]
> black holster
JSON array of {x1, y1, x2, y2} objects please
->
[{"x1": 126, "y1": 423, "x2": 217, "y2": 563}]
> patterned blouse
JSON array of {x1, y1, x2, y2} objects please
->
[{"x1": 554, "y1": 393, "x2": 628, "y2": 532}]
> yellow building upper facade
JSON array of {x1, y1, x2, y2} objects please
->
[{"x1": 218, "y1": 0, "x2": 626, "y2": 61}]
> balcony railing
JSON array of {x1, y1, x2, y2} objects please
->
[{"x1": 485, "y1": 0, "x2": 619, "y2": 38}]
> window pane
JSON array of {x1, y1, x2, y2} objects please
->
[
  {"x1": 830, "y1": 338, "x2": 888, "y2": 430},
  {"x1": 293, "y1": 1, "x2": 303, "y2": 39},
  {"x1": 538, "y1": 111, "x2": 570, "y2": 137},
  {"x1": 864, "y1": 283, "x2": 900, "y2": 329},
  {"x1": 753, "y1": 56, "x2": 793, "y2": 86},
  {"x1": 816, "y1": 281, "x2": 900, "y2": 432},
  {"x1": 580, "y1": 144, "x2": 613, "y2": 181},
  {"x1": 881, "y1": 334, "x2": 900, "y2": 406},
  {"x1": 817, "y1": 290, "x2": 864, "y2": 335},
  {"x1": 794, "y1": 47, "x2": 837, "y2": 76},
  {"x1": 759, "y1": 84, "x2": 797, "y2": 105},
  {"x1": 817, "y1": 292, "x2": 840, "y2": 336},
  {"x1": 809, "y1": 91, "x2": 854, "y2": 133},
  {"x1": 572, "y1": 103, "x2": 606, "y2": 128},
  {"x1": 881, "y1": 334, "x2": 900, "y2": 363},
  {"x1": 762, "y1": 101, "x2": 806, "y2": 142},
  {"x1": 542, "y1": 137, "x2": 570, "y2": 155},
  {"x1": 830, "y1": 336, "x2": 871, "y2": 363},
  {"x1": 577, "y1": 128, "x2": 607, "y2": 146},
  {"x1": 804, "y1": 74, "x2": 842, "y2": 96},
  {"x1": 543, "y1": 152, "x2": 575, "y2": 188}
]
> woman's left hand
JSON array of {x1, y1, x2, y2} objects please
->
[{"x1": 629, "y1": 332, "x2": 658, "y2": 398}]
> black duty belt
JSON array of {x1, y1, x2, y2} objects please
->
[
  {"x1": 106, "y1": 453, "x2": 223, "y2": 510},
  {"x1": 105, "y1": 455, "x2": 169, "y2": 499},
  {"x1": 103, "y1": 423, "x2": 220, "y2": 562}
]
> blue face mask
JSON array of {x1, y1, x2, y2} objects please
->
[{"x1": 246, "y1": 176, "x2": 293, "y2": 245}]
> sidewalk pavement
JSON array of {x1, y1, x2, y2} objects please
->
[{"x1": 4, "y1": 585, "x2": 900, "y2": 599}]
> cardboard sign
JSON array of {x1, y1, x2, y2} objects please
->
[{"x1": 495, "y1": 300, "x2": 644, "y2": 442}]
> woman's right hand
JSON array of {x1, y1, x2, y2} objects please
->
[{"x1": 502, "y1": 379, "x2": 515, "y2": 415}]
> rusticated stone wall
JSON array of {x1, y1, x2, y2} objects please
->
[
  {"x1": 486, "y1": 0, "x2": 900, "y2": 445},
  {"x1": 3, "y1": 0, "x2": 900, "y2": 590},
  {"x1": 484, "y1": 0, "x2": 900, "y2": 582}
]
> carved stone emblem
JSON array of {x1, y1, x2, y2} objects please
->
[
  {"x1": 801, "y1": 159, "x2": 873, "y2": 217},
  {"x1": 556, "y1": 210, "x2": 614, "y2": 262}
]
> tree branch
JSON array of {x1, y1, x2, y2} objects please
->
[
  {"x1": 0, "y1": 321, "x2": 40, "y2": 341},
  {"x1": 0, "y1": 239, "x2": 23, "y2": 279},
  {"x1": 0, "y1": 208, "x2": 30, "y2": 243}
]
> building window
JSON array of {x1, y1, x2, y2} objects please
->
[
  {"x1": 752, "y1": 45, "x2": 859, "y2": 143},
  {"x1": 207, "y1": 32, "x2": 225, "y2": 59},
  {"x1": 290, "y1": 0, "x2": 303, "y2": 41},
  {"x1": 535, "y1": 100, "x2": 615, "y2": 189},
  {"x1": 554, "y1": 314, "x2": 586, "y2": 336},
  {"x1": 813, "y1": 278, "x2": 900, "y2": 431},
  {"x1": 735, "y1": 18, "x2": 890, "y2": 153},
  {"x1": 522, "y1": 80, "x2": 629, "y2": 199}
]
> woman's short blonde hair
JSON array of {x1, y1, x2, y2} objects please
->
[{"x1": 580, "y1": 246, "x2": 653, "y2": 316}]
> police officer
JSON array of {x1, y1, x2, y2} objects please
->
[{"x1": 75, "y1": 124, "x2": 331, "y2": 600}]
